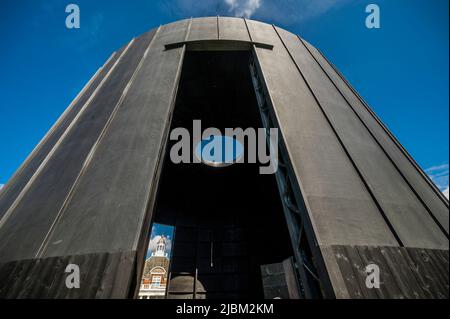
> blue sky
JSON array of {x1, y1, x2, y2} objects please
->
[{"x1": 0, "y1": 0, "x2": 448, "y2": 196}]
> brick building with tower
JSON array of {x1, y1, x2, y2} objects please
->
[{"x1": 139, "y1": 236, "x2": 170, "y2": 299}]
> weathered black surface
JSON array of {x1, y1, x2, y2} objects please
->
[
  {"x1": 328, "y1": 245, "x2": 449, "y2": 299},
  {"x1": 261, "y1": 258, "x2": 300, "y2": 299},
  {"x1": 0, "y1": 251, "x2": 135, "y2": 299}
]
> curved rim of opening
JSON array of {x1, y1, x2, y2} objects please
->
[{"x1": 194, "y1": 135, "x2": 244, "y2": 168}]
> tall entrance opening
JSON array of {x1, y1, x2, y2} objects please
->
[{"x1": 146, "y1": 50, "x2": 299, "y2": 299}]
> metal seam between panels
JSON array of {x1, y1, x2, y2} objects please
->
[
  {"x1": 315, "y1": 48, "x2": 449, "y2": 208},
  {"x1": 216, "y1": 16, "x2": 220, "y2": 40},
  {"x1": 0, "y1": 53, "x2": 114, "y2": 201},
  {"x1": 132, "y1": 20, "x2": 192, "y2": 252},
  {"x1": 0, "y1": 40, "x2": 134, "y2": 232},
  {"x1": 185, "y1": 18, "x2": 193, "y2": 42},
  {"x1": 36, "y1": 28, "x2": 162, "y2": 258},
  {"x1": 272, "y1": 25, "x2": 404, "y2": 247},
  {"x1": 297, "y1": 36, "x2": 449, "y2": 238},
  {"x1": 243, "y1": 18, "x2": 253, "y2": 42}
]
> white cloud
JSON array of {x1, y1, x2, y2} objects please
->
[
  {"x1": 162, "y1": 0, "x2": 349, "y2": 24},
  {"x1": 0, "y1": 184, "x2": 3, "y2": 190},
  {"x1": 443, "y1": 187, "x2": 449, "y2": 200},
  {"x1": 425, "y1": 163, "x2": 449, "y2": 198},
  {"x1": 256, "y1": 0, "x2": 350, "y2": 24},
  {"x1": 225, "y1": 0, "x2": 261, "y2": 18},
  {"x1": 425, "y1": 164, "x2": 449, "y2": 175}
]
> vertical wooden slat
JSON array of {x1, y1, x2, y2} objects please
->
[
  {"x1": 332, "y1": 246, "x2": 364, "y2": 299},
  {"x1": 381, "y1": 246, "x2": 425, "y2": 298}
]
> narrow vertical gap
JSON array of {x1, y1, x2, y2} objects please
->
[
  {"x1": 243, "y1": 18, "x2": 253, "y2": 42},
  {"x1": 137, "y1": 223, "x2": 174, "y2": 299},
  {"x1": 216, "y1": 16, "x2": 220, "y2": 40},
  {"x1": 185, "y1": 18, "x2": 193, "y2": 41}
]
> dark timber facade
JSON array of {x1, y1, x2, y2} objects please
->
[{"x1": 0, "y1": 17, "x2": 448, "y2": 299}]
